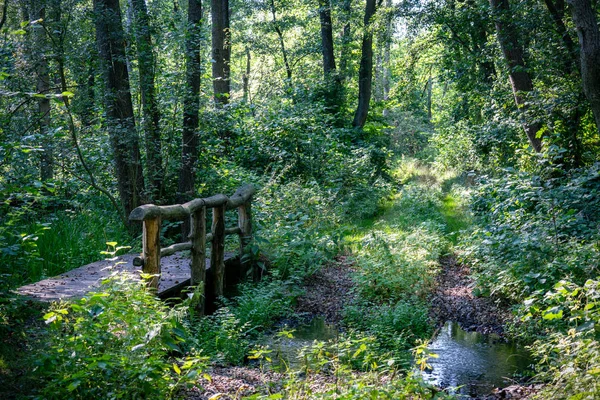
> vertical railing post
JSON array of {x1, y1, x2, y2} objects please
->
[
  {"x1": 211, "y1": 204, "x2": 226, "y2": 298},
  {"x1": 190, "y1": 206, "x2": 206, "y2": 312},
  {"x1": 142, "y1": 216, "x2": 161, "y2": 289},
  {"x1": 238, "y1": 200, "x2": 253, "y2": 278}
]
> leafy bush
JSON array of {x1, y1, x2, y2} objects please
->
[
  {"x1": 522, "y1": 280, "x2": 600, "y2": 399},
  {"x1": 227, "y1": 280, "x2": 297, "y2": 329},
  {"x1": 462, "y1": 162, "x2": 600, "y2": 301},
  {"x1": 37, "y1": 274, "x2": 206, "y2": 399},
  {"x1": 194, "y1": 307, "x2": 250, "y2": 366},
  {"x1": 254, "y1": 181, "x2": 344, "y2": 279}
]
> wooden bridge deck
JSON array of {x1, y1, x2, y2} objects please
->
[{"x1": 16, "y1": 252, "x2": 236, "y2": 302}]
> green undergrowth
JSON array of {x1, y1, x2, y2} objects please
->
[
  {"x1": 341, "y1": 161, "x2": 468, "y2": 359},
  {"x1": 459, "y1": 159, "x2": 600, "y2": 398},
  {"x1": 0, "y1": 200, "x2": 132, "y2": 291},
  {"x1": 0, "y1": 158, "x2": 470, "y2": 399}
]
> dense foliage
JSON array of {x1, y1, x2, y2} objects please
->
[{"x1": 1, "y1": 0, "x2": 600, "y2": 398}]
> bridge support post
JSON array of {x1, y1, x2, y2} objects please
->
[
  {"x1": 190, "y1": 206, "x2": 206, "y2": 312},
  {"x1": 238, "y1": 201, "x2": 253, "y2": 279},
  {"x1": 142, "y1": 216, "x2": 161, "y2": 289},
  {"x1": 211, "y1": 204, "x2": 226, "y2": 298}
]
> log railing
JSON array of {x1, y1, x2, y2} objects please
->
[{"x1": 128, "y1": 184, "x2": 255, "y2": 308}]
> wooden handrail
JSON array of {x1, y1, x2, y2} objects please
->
[
  {"x1": 128, "y1": 184, "x2": 255, "y2": 313},
  {"x1": 129, "y1": 184, "x2": 255, "y2": 221}
]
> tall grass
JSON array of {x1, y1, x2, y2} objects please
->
[{"x1": 1, "y1": 206, "x2": 132, "y2": 289}]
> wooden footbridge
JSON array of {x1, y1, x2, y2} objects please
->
[{"x1": 17, "y1": 184, "x2": 256, "y2": 311}]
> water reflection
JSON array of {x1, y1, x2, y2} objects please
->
[{"x1": 421, "y1": 321, "x2": 533, "y2": 397}]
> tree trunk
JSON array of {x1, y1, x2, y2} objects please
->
[
  {"x1": 568, "y1": 0, "x2": 600, "y2": 135},
  {"x1": 269, "y1": 0, "x2": 292, "y2": 86},
  {"x1": 319, "y1": 0, "x2": 336, "y2": 75},
  {"x1": 178, "y1": 0, "x2": 202, "y2": 202},
  {"x1": 0, "y1": 0, "x2": 8, "y2": 31},
  {"x1": 130, "y1": 0, "x2": 163, "y2": 200},
  {"x1": 352, "y1": 0, "x2": 377, "y2": 129},
  {"x1": 318, "y1": 0, "x2": 341, "y2": 113},
  {"x1": 211, "y1": 0, "x2": 230, "y2": 105},
  {"x1": 93, "y1": 0, "x2": 145, "y2": 217},
  {"x1": 29, "y1": 0, "x2": 53, "y2": 181},
  {"x1": 339, "y1": 0, "x2": 352, "y2": 80},
  {"x1": 489, "y1": 0, "x2": 543, "y2": 152},
  {"x1": 242, "y1": 47, "x2": 250, "y2": 102},
  {"x1": 382, "y1": 0, "x2": 393, "y2": 116}
]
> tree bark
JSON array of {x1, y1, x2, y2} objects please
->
[
  {"x1": 130, "y1": 0, "x2": 163, "y2": 200},
  {"x1": 318, "y1": 0, "x2": 336, "y2": 76},
  {"x1": 211, "y1": 0, "x2": 230, "y2": 105},
  {"x1": 318, "y1": 0, "x2": 342, "y2": 113},
  {"x1": 29, "y1": 0, "x2": 53, "y2": 181},
  {"x1": 178, "y1": 0, "x2": 202, "y2": 202},
  {"x1": 489, "y1": 0, "x2": 543, "y2": 152},
  {"x1": 0, "y1": 0, "x2": 8, "y2": 32},
  {"x1": 93, "y1": 0, "x2": 145, "y2": 217},
  {"x1": 339, "y1": 0, "x2": 352, "y2": 80},
  {"x1": 352, "y1": 0, "x2": 377, "y2": 129},
  {"x1": 269, "y1": 0, "x2": 292, "y2": 86},
  {"x1": 242, "y1": 47, "x2": 250, "y2": 102},
  {"x1": 568, "y1": 0, "x2": 600, "y2": 135}
]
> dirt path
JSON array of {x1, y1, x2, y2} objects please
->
[
  {"x1": 429, "y1": 255, "x2": 510, "y2": 336},
  {"x1": 295, "y1": 255, "x2": 357, "y2": 323}
]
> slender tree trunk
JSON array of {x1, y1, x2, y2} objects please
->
[
  {"x1": 178, "y1": 0, "x2": 202, "y2": 201},
  {"x1": 568, "y1": 0, "x2": 600, "y2": 135},
  {"x1": 0, "y1": 0, "x2": 8, "y2": 31},
  {"x1": 339, "y1": 0, "x2": 352, "y2": 80},
  {"x1": 427, "y1": 76, "x2": 433, "y2": 121},
  {"x1": 318, "y1": 0, "x2": 341, "y2": 113},
  {"x1": 374, "y1": 45, "x2": 383, "y2": 102},
  {"x1": 382, "y1": 0, "x2": 393, "y2": 115},
  {"x1": 29, "y1": 0, "x2": 53, "y2": 181},
  {"x1": 489, "y1": 0, "x2": 543, "y2": 152},
  {"x1": 130, "y1": 0, "x2": 163, "y2": 200},
  {"x1": 319, "y1": 0, "x2": 336, "y2": 75},
  {"x1": 211, "y1": 0, "x2": 230, "y2": 105},
  {"x1": 352, "y1": 0, "x2": 377, "y2": 129},
  {"x1": 269, "y1": 0, "x2": 292, "y2": 86},
  {"x1": 242, "y1": 47, "x2": 250, "y2": 102},
  {"x1": 93, "y1": 0, "x2": 145, "y2": 217}
]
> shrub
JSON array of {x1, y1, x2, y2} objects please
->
[{"x1": 37, "y1": 274, "x2": 206, "y2": 399}]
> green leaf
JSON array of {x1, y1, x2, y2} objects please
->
[
  {"x1": 61, "y1": 91, "x2": 75, "y2": 98},
  {"x1": 542, "y1": 307, "x2": 563, "y2": 321},
  {"x1": 173, "y1": 363, "x2": 181, "y2": 375}
]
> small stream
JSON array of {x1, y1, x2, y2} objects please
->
[
  {"x1": 264, "y1": 317, "x2": 338, "y2": 369},
  {"x1": 264, "y1": 318, "x2": 533, "y2": 398},
  {"x1": 421, "y1": 321, "x2": 534, "y2": 397}
]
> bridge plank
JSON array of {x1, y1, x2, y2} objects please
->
[{"x1": 15, "y1": 252, "x2": 236, "y2": 302}]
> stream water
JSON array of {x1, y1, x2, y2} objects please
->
[
  {"x1": 266, "y1": 318, "x2": 533, "y2": 398},
  {"x1": 421, "y1": 321, "x2": 534, "y2": 397},
  {"x1": 265, "y1": 317, "x2": 338, "y2": 369}
]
